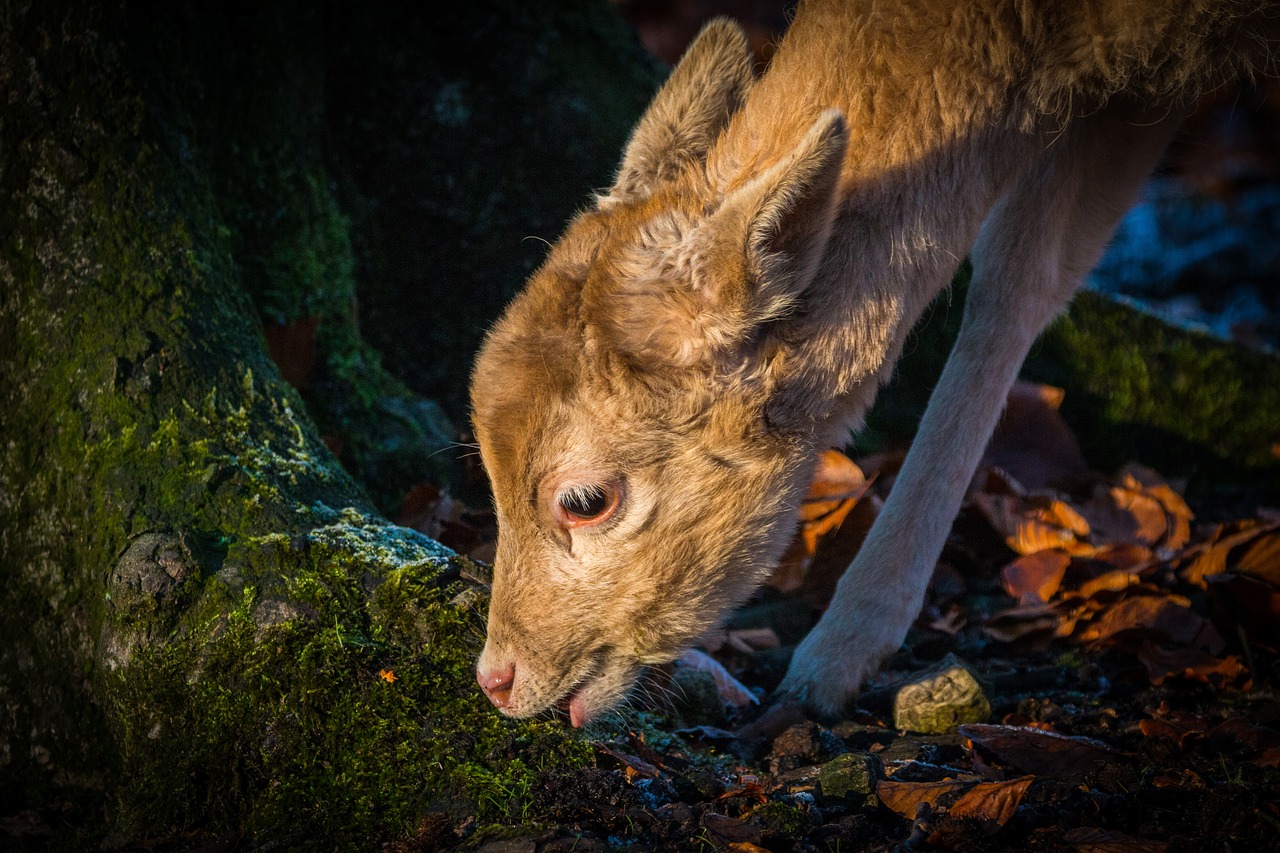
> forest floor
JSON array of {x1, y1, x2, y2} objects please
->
[
  {"x1": 401, "y1": 376, "x2": 1280, "y2": 852},
  {"x1": 389, "y1": 8, "x2": 1280, "y2": 849}
]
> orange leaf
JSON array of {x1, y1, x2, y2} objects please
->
[
  {"x1": 1081, "y1": 482, "x2": 1167, "y2": 549},
  {"x1": 770, "y1": 449, "x2": 870, "y2": 592},
  {"x1": 379, "y1": 669, "x2": 397, "y2": 683},
  {"x1": 1074, "y1": 594, "x2": 1216, "y2": 649},
  {"x1": 945, "y1": 776, "x2": 1034, "y2": 834},
  {"x1": 974, "y1": 493, "x2": 1093, "y2": 556},
  {"x1": 1236, "y1": 533, "x2": 1280, "y2": 585},
  {"x1": 1137, "y1": 641, "x2": 1248, "y2": 688},
  {"x1": 876, "y1": 779, "x2": 967, "y2": 820},
  {"x1": 1001, "y1": 550, "x2": 1071, "y2": 604}
]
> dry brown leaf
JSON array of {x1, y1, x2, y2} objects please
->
[
  {"x1": 770, "y1": 449, "x2": 870, "y2": 592},
  {"x1": 982, "y1": 380, "x2": 1089, "y2": 492},
  {"x1": 1074, "y1": 594, "x2": 1214, "y2": 648},
  {"x1": 1082, "y1": 483, "x2": 1168, "y2": 549},
  {"x1": 926, "y1": 603, "x2": 968, "y2": 635},
  {"x1": 1001, "y1": 550, "x2": 1071, "y2": 604},
  {"x1": 876, "y1": 779, "x2": 968, "y2": 820},
  {"x1": 959, "y1": 724, "x2": 1124, "y2": 784},
  {"x1": 1180, "y1": 541, "x2": 1231, "y2": 588},
  {"x1": 594, "y1": 745, "x2": 661, "y2": 781},
  {"x1": 974, "y1": 493, "x2": 1094, "y2": 556},
  {"x1": 800, "y1": 493, "x2": 881, "y2": 609},
  {"x1": 982, "y1": 601, "x2": 1063, "y2": 644},
  {"x1": 702, "y1": 812, "x2": 762, "y2": 847},
  {"x1": 1074, "y1": 569, "x2": 1144, "y2": 600},
  {"x1": 1235, "y1": 533, "x2": 1280, "y2": 584},
  {"x1": 945, "y1": 776, "x2": 1034, "y2": 833},
  {"x1": 698, "y1": 627, "x2": 780, "y2": 656},
  {"x1": 1064, "y1": 826, "x2": 1169, "y2": 852},
  {"x1": 1088, "y1": 542, "x2": 1157, "y2": 571},
  {"x1": 1139, "y1": 711, "x2": 1211, "y2": 749},
  {"x1": 1137, "y1": 641, "x2": 1248, "y2": 688},
  {"x1": 1205, "y1": 717, "x2": 1280, "y2": 761},
  {"x1": 1180, "y1": 518, "x2": 1280, "y2": 588}
]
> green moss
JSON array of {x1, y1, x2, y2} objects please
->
[
  {"x1": 0, "y1": 4, "x2": 593, "y2": 847},
  {"x1": 747, "y1": 801, "x2": 814, "y2": 837},
  {"x1": 1028, "y1": 292, "x2": 1280, "y2": 504},
  {"x1": 860, "y1": 269, "x2": 1280, "y2": 505}
]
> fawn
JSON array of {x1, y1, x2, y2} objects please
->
[{"x1": 470, "y1": 0, "x2": 1278, "y2": 724}]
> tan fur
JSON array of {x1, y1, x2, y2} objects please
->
[{"x1": 470, "y1": 0, "x2": 1278, "y2": 722}]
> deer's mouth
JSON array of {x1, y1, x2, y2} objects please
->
[{"x1": 552, "y1": 651, "x2": 637, "y2": 727}]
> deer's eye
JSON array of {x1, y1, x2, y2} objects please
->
[{"x1": 554, "y1": 482, "x2": 621, "y2": 528}]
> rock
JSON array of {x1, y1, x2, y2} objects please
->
[
  {"x1": 767, "y1": 721, "x2": 846, "y2": 774},
  {"x1": 893, "y1": 657, "x2": 991, "y2": 734},
  {"x1": 669, "y1": 663, "x2": 726, "y2": 726},
  {"x1": 816, "y1": 752, "x2": 882, "y2": 808}
]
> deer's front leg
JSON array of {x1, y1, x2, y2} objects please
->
[{"x1": 776, "y1": 105, "x2": 1183, "y2": 718}]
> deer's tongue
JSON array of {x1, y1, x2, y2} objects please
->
[
  {"x1": 558, "y1": 687, "x2": 590, "y2": 728},
  {"x1": 568, "y1": 693, "x2": 588, "y2": 728}
]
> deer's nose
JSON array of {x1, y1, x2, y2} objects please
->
[{"x1": 476, "y1": 664, "x2": 515, "y2": 708}]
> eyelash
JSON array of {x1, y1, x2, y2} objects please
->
[{"x1": 553, "y1": 481, "x2": 623, "y2": 528}]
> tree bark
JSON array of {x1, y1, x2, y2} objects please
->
[{"x1": 0, "y1": 0, "x2": 654, "y2": 846}]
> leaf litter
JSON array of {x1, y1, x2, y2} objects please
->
[{"x1": 391, "y1": 380, "x2": 1280, "y2": 851}]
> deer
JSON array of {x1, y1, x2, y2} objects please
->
[{"x1": 468, "y1": 0, "x2": 1278, "y2": 725}]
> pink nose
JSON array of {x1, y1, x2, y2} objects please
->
[{"x1": 476, "y1": 665, "x2": 515, "y2": 708}]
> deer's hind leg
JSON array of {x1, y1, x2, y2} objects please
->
[{"x1": 779, "y1": 99, "x2": 1187, "y2": 717}]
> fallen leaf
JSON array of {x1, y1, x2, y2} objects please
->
[
  {"x1": 594, "y1": 745, "x2": 661, "y2": 781},
  {"x1": 1180, "y1": 518, "x2": 1280, "y2": 588},
  {"x1": 699, "y1": 627, "x2": 780, "y2": 656},
  {"x1": 1087, "y1": 542, "x2": 1157, "y2": 572},
  {"x1": 379, "y1": 668, "x2": 397, "y2": 683},
  {"x1": 959, "y1": 724, "x2": 1124, "y2": 784},
  {"x1": 925, "y1": 603, "x2": 968, "y2": 635},
  {"x1": 1139, "y1": 711, "x2": 1210, "y2": 749},
  {"x1": 1235, "y1": 532, "x2": 1280, "y2": 585},
  {"x1": 1075, "y1": 594, "x2": 1215, "y2": 649},
  {"x1": 1001, "y1": 550, "x2": 1071, "y2": 604},
  {"x1": 982, "y1": 601, "x2": 1063, "y2": 644},
  {"x1": 675, "y1": 649, "x2": 759, "y2": 707},
  {"x1": 702, "y1": 812, "x2": 762, "y2": 846},
  {"x1": 975, "y1": 493, "x2": 1094, "y2": 556},
  {"x1": 982, "y1": 380, "x2": 1089, "y2": 491},
  {"x1": 944, "y1": 776, "x2": 1034, "y2": 835},
  {"x1": 1081, "y1": 482, "x2": 1167, "y2": 549},
  {"x1": 1205, "y1": 717, "x2": 1280, "y2": 761},
  {"x1": 1075, "y1": 569, "x2": 1144, "y2": 600},
  {"x1": 1211, "y1": 573, "x2": 1280, "y2": 649},
  {"x1": 1063, "y1": 826, "x2": 1169, "y2": 852},
  {"x1": 876, "y1": 779, "x2": 968, "y2": 820},
  {"x1": 1137, "y1": 641, "x2": 1247, "y2": 687},
  {"x1": 770, "y1": 449, "x2": 870, "y2": 592}
]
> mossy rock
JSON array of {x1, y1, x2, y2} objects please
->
[{"x1": 861, "y1": 270, "x2": 1280, "y2": 508}]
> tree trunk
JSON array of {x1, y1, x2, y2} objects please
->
[{"x1": 0, "y1": 0, "x2": 656, "y2": 846}]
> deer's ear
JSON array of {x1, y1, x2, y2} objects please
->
[
  {"x1": 716, "y1": 108, "x2": 848, "y2": 306},
  {"x1": 607, "y1": 18, "x2": 753, "y2": 200},
  {"x1": 595, "y1": 111, "x2": 848, "y2": 372}
]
